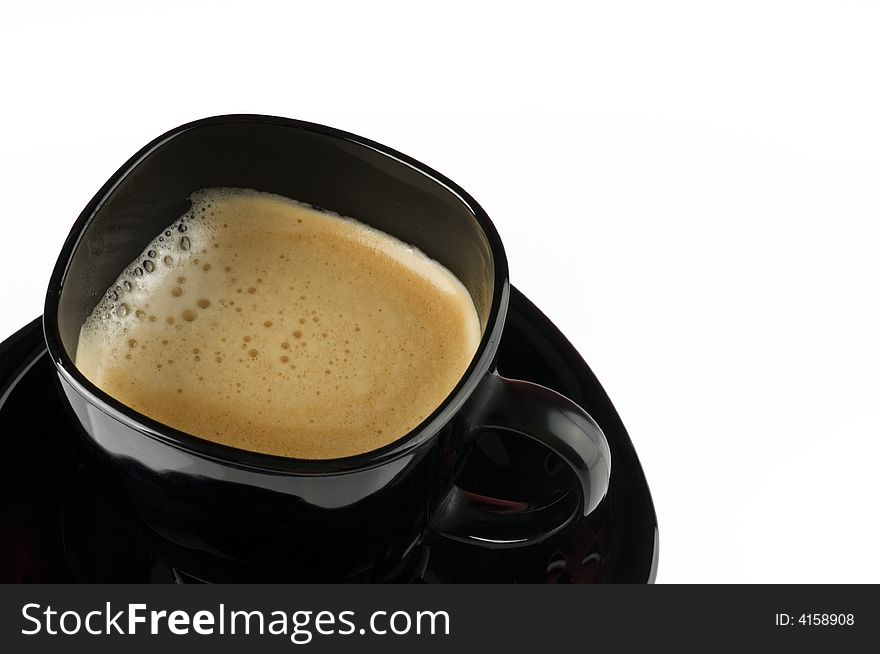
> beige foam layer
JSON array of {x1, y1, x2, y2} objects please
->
[{"x1": 76, "y1": 188, "x2": 481, "y2": 459}]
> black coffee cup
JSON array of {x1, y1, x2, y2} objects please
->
[{"x1": 43, "y1": 115, "x2": 611, "y2": 581}]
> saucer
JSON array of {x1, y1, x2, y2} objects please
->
[{"x1": 0, "y1": 287, "x2": 657, "y2": 583}]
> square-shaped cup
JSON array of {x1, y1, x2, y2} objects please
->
[{"x1": 44, "y1": 115, "x2": 610, "y2": 581}]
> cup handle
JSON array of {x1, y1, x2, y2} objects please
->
[{"x1": 430, "y1": 372, "x2": 612, "y2": 548}]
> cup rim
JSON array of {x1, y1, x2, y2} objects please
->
[{"x1": 43, "y1": 114, "x2": 510, "y2": 475}]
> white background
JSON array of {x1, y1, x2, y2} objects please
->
[{"x1": 2, "y1": 1, "x2": 878, "y2": 583}]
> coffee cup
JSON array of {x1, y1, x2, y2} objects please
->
[{"x1": 44, "y1": 115, "x2": 611, "y2": 581}]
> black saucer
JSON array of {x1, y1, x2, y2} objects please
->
[{"x1": 0, "y1": 287, "x2": 657, "y2": 583}]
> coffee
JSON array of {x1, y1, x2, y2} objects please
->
[{"x1": 75, "y1": 188, "x2": 481, "y2": 459}]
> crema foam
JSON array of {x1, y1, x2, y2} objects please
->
[{"x1": 75, "y1": 189, "x2": 481, "y2": 459}]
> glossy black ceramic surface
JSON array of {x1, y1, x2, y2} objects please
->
[
  {"x1": 43, "y1": 115, "x2": 612, "y2": 581},
  {"x1": 0, "y1": 288, "x2": 658, "y2": 583}
]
